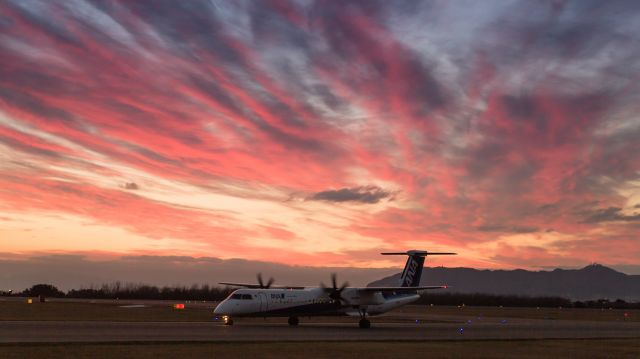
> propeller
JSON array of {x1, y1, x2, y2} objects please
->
[
  {"x1": 320, "y1": 273, "x2": 349, "y2": 305},
  {"x1": 257, "y1": 273, "x2": 275, "y2": 289}
]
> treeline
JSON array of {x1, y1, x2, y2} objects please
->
[
  {"x1": 4, "y1": 283, "x2": 640, "y2": 309},
  {"x1": 417, "y1": 292, "x2": 640, "y2": 309},
  {"x1": 68, "y1": 283, "x2": 234, "y2": 301},
  {"x1": 573, "y1": 298, "x2": 640, "y2": 310},
  {"x1": 6, "y1": 283, "x2": 233, "y2": 301}
]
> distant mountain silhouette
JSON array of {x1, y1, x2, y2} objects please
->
[{"x1": 369, "y1": 264, "x2": 640, "y2": 301}]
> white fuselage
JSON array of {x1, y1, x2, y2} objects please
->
[{"x1": 213, "y1": 287, "x2": 420, "y2": 317}]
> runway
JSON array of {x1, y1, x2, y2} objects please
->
[{"x1": 2, "y1": 319, "x2": 639, "y2": 343}]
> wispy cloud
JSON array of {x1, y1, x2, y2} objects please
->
[
  {"x1": 308, "y1": 186, "x2": 394, "y2": 204},
  {"x1": 123, "y1": 182, "x2": 139, "y2": 190},
  {"x1": 580, "y1": 207, "x2": 640, "y2": 224}
]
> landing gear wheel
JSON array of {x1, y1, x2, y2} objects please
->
[
  {"x1": 224, "y1": 318, "x2": 234, "y2": 326},
  {"x1": 288, "y1": 316, "x2": 299, "y2": 326},
  {"x1": 358, "y1": 318, "x2": 371, "y2": 329}
]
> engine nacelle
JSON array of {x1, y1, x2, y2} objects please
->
[{"x1": 344, "y1": 289, "x2": 385, "y2": 305}]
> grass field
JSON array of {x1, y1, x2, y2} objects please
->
[
  {"x1": 1, "y1": 300, "x2": 637, "y2": 323},
  {"x1": 0, "y1": 301, "x2": 214, "y2": 322},
  {"x1": 1, "y1": 339, "x2": 638, "y2": 359}
]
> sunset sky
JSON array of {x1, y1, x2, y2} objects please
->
[{"x1": 1, "y1": 0, "x2": 639, "y2": 278}]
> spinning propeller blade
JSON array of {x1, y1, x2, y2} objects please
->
[
  {"x1": 257, "y1": 273, "x2": 275, "y2": 289},
  {"x1": 321, "y1": 273, "x2": 349, "y2": 305}
]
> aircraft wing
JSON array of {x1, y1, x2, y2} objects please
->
[
  {"x1": 218, "y1": 282, "x2": 305, "y2": 290},
  {"x1": 357, "y1": 285, "x2": 448, "y2": 293}
]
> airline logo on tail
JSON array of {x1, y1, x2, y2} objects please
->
[{"x1": 400, "y1": 254, "x2": 425, "y2": 287}]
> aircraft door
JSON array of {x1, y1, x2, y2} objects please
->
[{"x1": 258, "y1": 292, "x2": 268, "y2": 312}]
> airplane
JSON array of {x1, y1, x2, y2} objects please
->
[{"x1": 213, "y1": 250, "x2": 455, "y2": 328}]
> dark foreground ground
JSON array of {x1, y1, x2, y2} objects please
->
[
  {"x1": 1, "y1": 339, "x2": 639, "y2": 359},
  {"x1": 1, "y1": 298, "x2": 638, "y2": 358}
]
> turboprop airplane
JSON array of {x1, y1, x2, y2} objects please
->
[{"x1": 213, "y1": 250, "x2": 455, "y2": 328}]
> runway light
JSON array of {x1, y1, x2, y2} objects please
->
[
  {"x1": 467, "y1": 320, "x2": 472, "y2": 324},
  {"x1": 458, "y1": 327, "x2": 464, "y2": 334},
  {"x1": 173, "y1": 303, "x2": 185, "y2": 309},
  {"x1": 415, "y1": 319, "x2": 420, "y2": 324},
  {"x1": 27, "y1": 298, "x2": 32, "y2": 304},
  {"x1": 501, "y1": 319, "x2": 507, "y2": 324}
]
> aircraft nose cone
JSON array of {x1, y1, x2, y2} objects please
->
[{"x1": 214, "y1": 302, "x2": 229, "y2": 315}]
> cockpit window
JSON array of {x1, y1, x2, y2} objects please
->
[
  {"x1": 230, "y1": 294, "x2": 242, "y2": 300},
  {"x1": 241, "y1": 294, "x2": 252, "y2": 300}
]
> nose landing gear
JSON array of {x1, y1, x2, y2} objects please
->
[
  {"x1": 358, "y1": 318, "x2": 371, "y2": 329},
  {"x1": 288, "y1": 316, "x2": 299, "y2": 326},
  {"x1": 223, "y1": 316, "x2": 234, "y2": 325}
]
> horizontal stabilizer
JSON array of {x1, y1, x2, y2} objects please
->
[
  {"x1": 381, "y1": 250, "x2": 456, "y2": 256},
  {"x1": 359, "y1": 285, "x2": 449, "y2": 293}
]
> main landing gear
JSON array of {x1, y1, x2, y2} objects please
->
[
  {"x1": 358, "y1": 308, "x2": 371, "y2": 329},
  {"x1": 288, "y1": 316, "x2": 299, "y2": 326}
]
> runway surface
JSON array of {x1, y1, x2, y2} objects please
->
[{"x1": 2, "y1": 319, "x2": 639, "y2": 343}]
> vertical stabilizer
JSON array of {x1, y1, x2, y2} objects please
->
[{"x1": 381, "y1": 250, "x2": 456, "y2": 287}]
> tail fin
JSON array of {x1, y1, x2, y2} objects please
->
[{"x1": 381, "y1": 250, "x2": 456, "y2": 287}]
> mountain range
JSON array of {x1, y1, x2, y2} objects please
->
[{"x1": 369, "y1": 264, "x2": 640, "y2": 301}]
